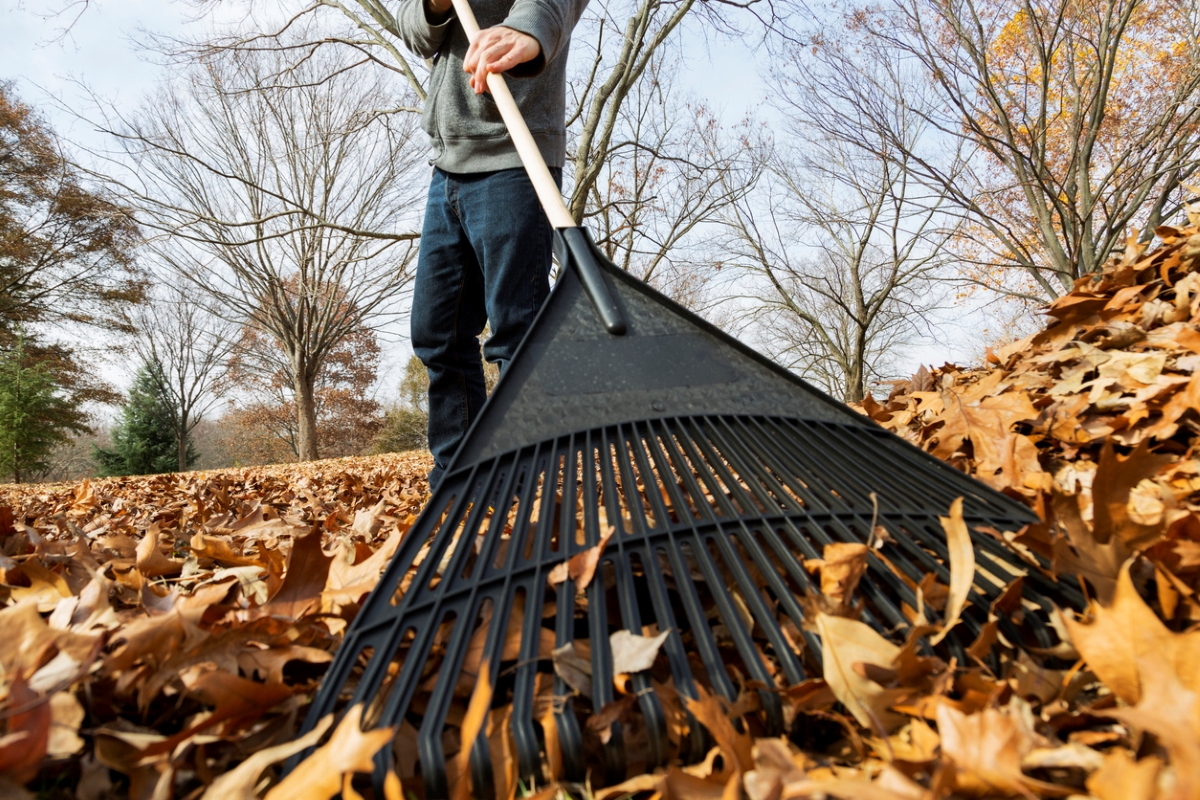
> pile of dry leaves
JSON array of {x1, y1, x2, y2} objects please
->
[
  {"x1": 842, "y1": 218, "x2": 1200, "y2": 799},
  {"x1": 4, "y1": 224, "x2": 1200, "y2": 800},
  {"x1": 861, "y1": 219, "x2": 1200, "y2": 615},
  {"x1": 0, "y1": 453, "x2": 430, "y2": 799}
]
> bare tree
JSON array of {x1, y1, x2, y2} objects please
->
[
  {"x1": 787, "y1": 0, "x2": 1200, "y2": 301},
  {"x1": 91, "y1": 45, "x2": 422, "y2": 460},
  {"x1": 562, "y1": 0, "x2": 774, "y2": 222},
  {"x1": 725, "y1": 100, "x2": 953, "y2": 402},
  {"x1": 126, "y1": 284, "x2": 235, "y2": 471},
  {"x1": 579, "y1": 51, "x2": 761, "y2": 308}
]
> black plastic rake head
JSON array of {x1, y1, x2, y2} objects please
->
[{"x1": 293, "y1": 230, "x2": 1083, "y2": 798}]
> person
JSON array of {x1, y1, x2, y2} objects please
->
[{"x1": 398, "y1": 0, "x2": 588, "y2": 489}]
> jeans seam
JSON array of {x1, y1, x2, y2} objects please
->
[{"x1": 449, "y1": 171, "x2": 467, "y2": 448}]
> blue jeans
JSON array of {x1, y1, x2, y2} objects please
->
[{"x1": 411, "y1": 167, "x2": 558, "y2": 489}]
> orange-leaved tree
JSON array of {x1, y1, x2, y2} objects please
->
[{"x1": 226, "y1": 320, "x2": 383, "y2": 464}]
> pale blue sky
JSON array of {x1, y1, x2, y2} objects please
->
[{"x1": 2, "y1": 3, "x2": 191, "y2": 137}]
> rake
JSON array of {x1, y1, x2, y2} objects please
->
[{"x1": 289, "y1": 4, "x2": 1085, "y2": 795}]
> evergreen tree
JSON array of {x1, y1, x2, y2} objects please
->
[
  {"x1": 0, "y1": 335, "x2": 89, "y2": 483},
  {"x1": 95, "y1": 360, "x2": 197, "y2": 476}
]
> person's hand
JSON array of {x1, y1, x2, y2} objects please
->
[{"x1": 463, "y1": 26, "x2": 541, "y2": 94}]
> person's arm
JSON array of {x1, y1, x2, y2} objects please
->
[
  {"x1": 396, "y1": 0, "x2": 456, "y2": 59},
  {"x1": 461, "y1": 0, "x2": 589, "y2": 92}
]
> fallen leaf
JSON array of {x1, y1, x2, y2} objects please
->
[
  {"x1": 261, "y1": 528, "x2": 334, "y2": 619},
  {"x1": 351, "y1": 498, "x2": 390, "y2": 538},
  {"x1": 456, "y1": 597, "x2": 555, "y2": 689},
  {"x1": 547, "y1": 527, "x2": 613, "y2": 592},
  {"x1": 594, "y1": 773, "x2": 663, "y2": 800},
  {"x1": 139, "y1": 670, "x2": 294, "y2": 757},
  {"x1": 208, "y1": 565, "x2": 269, "y2": 606},
  {"x1": 1050, "y1": 492, "x2": 1128, "y2": 603},
  {"x1": 237, "y1": 645, "x2": 333, "y2": 685},
  {"x1": 1086, "y1": 749, "x2": 1161, "y2": 800},
  {"x1": 967, "y1": 577, "x2": 1025, "y2": 662},
  {"x1": 931, "y1": 497, "x2": 974, "y2": 645},
  {"x1": 0, "y1": 599, "x2": 101, "y2": 678},
  {"x1": 815, "y1": 612, "x2": 907, "y2": 732},
  {"x1": 1091, "y1": 441, "x2": 1174, "y2": 549},
  {"x1": 451, "y1": 660, "x2": 494, "y2": 800},
  {"x1": 200, "y1": 713, "x2": 334, "y2": 799},
  {"x1": 587, "y1": 695, "x2": 636, "y2": 745},
  {"x1": 191, "y1": 532, "x2": 270, "y2": 569},
  {"x1": 29, "y1": 650, "x2": 86, "y2": 693},
  {"x1": 1011, "y1": 650, "x2": 1068, "y2": 704},
  {"x1": 265, "y1": 706, "x2": 394, "y2": 800},
  {"x1": 9, "y1": 559, "x2": 73, "y2": 612},
  {"x1": 136, "y1": 523, "x2": 184, "y2": 578},
  {"x1": 682, "y1": 745, "x2": 731, "y2": 780},
  {"x1": 610, "y1": 628, "x2": 670, "y2": 674},
  {"x1": 935, "y1": 702, "x2": 1064, "y2": 797},
  {"x1": 552, "y1": 640, "x2": 593, "y2": 697},
  {"x1": 324, "y1": 526, "x2": 404, "y2": 604},
  {"x1": 784, "y1": 775, "x2": 928, "y2": 799},
  {"x1": 744, "y1": 738, "x2": 806, "y2": 800},
  {"x1": 683, "y1": 684, "x2": 753, "y2": 775},
  {"x1": 0, "y1": 676, "x2": 50, "y2": 784},
  {"x1": 1020, "y1": 742, "x2": 1105, "y2": 772},
  {"x1": 1104, "y1": 656, "x2": 1200, "y2": 798},
  {"x1": 46, "y1": 691, "x2": 85, "y2": 758},
  {"x1": 1063, "y1": 561, "x2": 1200, "y2": 704},
  {"x1": 804, "y1": 542, "x2": 869, "y2": 606}
]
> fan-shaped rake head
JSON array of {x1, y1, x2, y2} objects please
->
[{"x1": 290, "y1": 243, "x2": 1082, "y2": 798}]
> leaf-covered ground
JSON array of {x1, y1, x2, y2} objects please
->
[
  {"x1": 0, "y1": 453, "x2": 431, "y2": 799},
  {"x1": 5, "y1": 223, "x2": 1200, "y2": 799}
]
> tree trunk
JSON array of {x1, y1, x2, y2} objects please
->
[
  {"x1": 845, "y1": 358, "x2": 865, "y2": 404},
  {"x1": 177, "y1": 415, "x2": 189, "y2": 472},
  {"x1": 294, "y1": 368, "x2": 320, "y2": 461}
]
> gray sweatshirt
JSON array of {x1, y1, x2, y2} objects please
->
[{"x1": 397, "y1": 0, "x2": 588, "y2": 174}]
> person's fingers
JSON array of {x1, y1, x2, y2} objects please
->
[
  {"x1": 470, "y1": 41, "x2": 510, "y2": 92},
  {"x1": 486, "y1": 48, "x2": 523, "y2": 74},
  {"x1": 461, "y1": 29, "x2": 539, "y2": 93},
  {"x1": 463, "y1": 38, "x2": 482, "y2": 74},
  {"x1": 464, "y1": 33, "x2": 502, "y2": 93},
  {"x1": 465, "y1": 46, "x2": 482, "y2": 92},
  {"x1": 463, "y1": 32, "x2": 495, "y2": 79},
  {"x1": 482, "y1": 43, "x2": 515, "y2": 70},
  {"x1": 472, "y1": 52, "x2": 494, "y2": 93}
]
